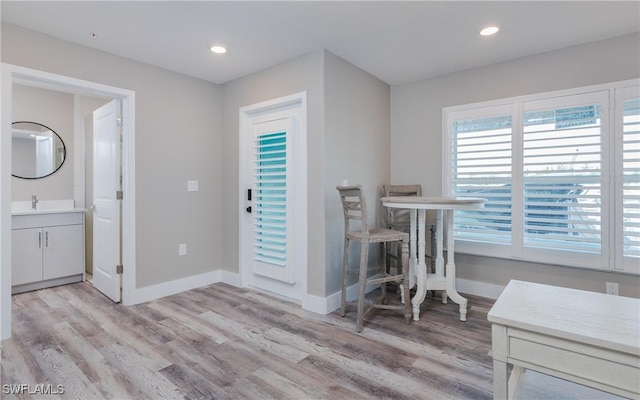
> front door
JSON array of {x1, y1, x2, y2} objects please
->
[
  {"x1": 92, "y1": 99, "x2": 122, "y2": 302},
  {"x1": 241, "y1": 94, "x2": 307, "y2": 301}
]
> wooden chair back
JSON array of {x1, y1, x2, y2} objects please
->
[
  {"x1": 383, "y1": 184, "x2": 422, "y2": 228},
  {"x1": 337, "y1": 185, "x2": 369, "y2": 233}
]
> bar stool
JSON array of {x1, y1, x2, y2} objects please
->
[
  {"x1": 337, "y1": 185, "x2": 412, "y2": 332},
  {"x1": 383, "y1": 184, "x2": 436, "y2": 276}
]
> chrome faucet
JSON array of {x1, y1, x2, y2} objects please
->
[{"x1": 31, "y1": 195, "x2": 38, "y2": 210}]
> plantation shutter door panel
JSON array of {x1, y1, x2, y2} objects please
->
[{"x1": 252, "y1": 118, "x2": 295, "y2": 283}]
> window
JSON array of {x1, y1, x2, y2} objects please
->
[{"x1": 444, "y1": 80, "x2": 639, "y2": 274}]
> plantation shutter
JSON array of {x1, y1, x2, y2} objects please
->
[
  {"x1": 451, "y1": 107, "x2": 513, "y2": 245},
  {"x1": 521, "y1": 92, "x2": 608, "y2": 253},
  {"x1": 254, "y1": 130, "x2": 287, "y2": 266},
  {"x1": 622, "y1": 94, "x2": 640, "y2": 259},
  {"x1": 446, "y1": 81, "x2": 638, "y2": 272}
]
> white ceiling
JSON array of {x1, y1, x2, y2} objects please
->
[{"x1": 2, "y1": 1, "x2": 639, "y2": 85}]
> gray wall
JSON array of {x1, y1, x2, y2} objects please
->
[
  {"x1": 4, "y1": 22, "x2": 636, "y2": 303},
  {"x1": 390, "y1": 33, "x2": 640, "y2": 298},
  {"x1": 4, "y1": 23, "x2": 392, "y2": 301},
  {"x1": 12, "y1": 84, "x2": 74, "y2": 200},
  {"x1": 2, "y1": 23, "x2": 223, "y2": 288},
  {"x1": 324, "y1": 51, "x2": 391, "y2": 295},
  {"x1": 11, "y1": 138, "x2": 35, "y2": 178},
  {"x1": 220, "y1": 50, "x2": 326, "y2": 296},
  {"x1": 221, "y1": 50, "x2": 391, "y2": 297}
]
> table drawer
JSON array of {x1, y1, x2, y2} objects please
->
[{"x1": 508, "y1": 329, "x2": 640, "y2": 396}]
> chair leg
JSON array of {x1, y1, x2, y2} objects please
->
[
  {"x1": 401, "y1": 239, "x2": 412, "y2": 324},
  {"x1": 430, "y1": 226, "x2": 436, "y2": 273},
  {"x1": 395, "y1": 241, "x2": 402, "y2": 275},
  {"x1": 340, "y1": 237, "x2": 350, "y2": 317},
  {"x1": 385, "y1": 243, "x2": 392, "y2": 275},
  {"x1": 356, "y1": 242, "x2": 369, "y2": 333},
  {"x1": 428, "y1": 227, "x2": 436, "y2": 298},
  {"x1": 379, "y1": 243, "x2": 387, "y2": 303}
]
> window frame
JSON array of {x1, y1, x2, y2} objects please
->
[
  {"x1": 443, "y1": 79, "x2": 640, "y2": 275},
  {"x1": 616, "y1": 85, "x2": 640, "y2": 273}
]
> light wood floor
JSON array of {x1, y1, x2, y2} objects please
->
[{"x1": 1, "y1": 281, "x2": 495, "y2": 399}]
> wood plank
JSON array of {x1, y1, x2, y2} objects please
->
[
  {"x1": 2, "y1": 280, "x2": 499, "y2": 399},
  {"x1": 159, "y1": 362, "x2": 232, "y2": 400},
  {"x1": 98, "y1": 343, "x2": 184, "y2": 399}
]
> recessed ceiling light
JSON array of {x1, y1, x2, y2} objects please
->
[
  {"x1": 210, "y1": 46, "x2": 227, "y2": 54},
  {"x1": 480, "y1": 26, "x2": 500, "y2": 36}
]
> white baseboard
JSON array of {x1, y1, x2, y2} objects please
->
[
  {"x1": 455, "y1": 278, "x2": 505, "y2": 299},
  {"x1": 312, "y1": 278, "x2": 504, "y2": 315},
  {"x1": 218, "y1": 270, "x2": 242, "y2": 288},
  {"x1": 129, "y1": 269, "x2": 503, "y2": 314},
  {"x1": 314, "y1": 280, "x2": 382, "y2": 315},
  {"x1": 302, "y1": 292, "x2": 333, "y2": 314},
  {"x1": 131, "y1": 270, "x2": 223, "y2": 304}
]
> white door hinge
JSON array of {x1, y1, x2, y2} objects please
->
[
  {"x1": 116, "y1": 116, "x2": 123, "y2": 127},
  {"x1": 116, "y1": 190, "x2": 123, "y2": 200},
  {"x1": 116, "y1": 265, "x2": 123, "y2": 274}
]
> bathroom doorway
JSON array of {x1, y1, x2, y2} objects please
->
[{"x1": 1, "y1": 64, "x2": 136, "y2": 340}]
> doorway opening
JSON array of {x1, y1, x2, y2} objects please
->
[{"x1": 1, "y1": 64, "x2": 136, "y2": 340}]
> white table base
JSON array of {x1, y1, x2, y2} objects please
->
[
  {"x1": 409, "y1": 208, "x2": 467, "y2": 321},
  {"x1": 382, "y1": 196, "x2": 486, "y2": 322}
]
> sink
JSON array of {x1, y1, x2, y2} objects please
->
[{"x1": 11, "y1": 199, "x2": 83, "y2": 215}]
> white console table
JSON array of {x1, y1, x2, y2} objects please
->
[{"x1": 488, "y1": 280, "x2": 640, "y2": 399}]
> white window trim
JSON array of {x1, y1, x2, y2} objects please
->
[
  {"x1": 443, "y1": 79, "x2": 640, "y2": 275},
  {"x1": 616, "y1": 84, "x2": 640, "y2": 273}
]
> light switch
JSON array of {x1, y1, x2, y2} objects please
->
[{"x1": 187, "y1": 180, "x2": 199, "y2": 192}]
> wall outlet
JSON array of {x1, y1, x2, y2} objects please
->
[
  {"x1": 178, "y1": 243, "x2": 187, "y2": 256},
  {"x1": 606, "y1": 282, "x2": 619, "y2": 296}
]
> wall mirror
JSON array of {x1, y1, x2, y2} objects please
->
[{"x1": 11, "y1": 121, "x2": 66, "y2": 179}]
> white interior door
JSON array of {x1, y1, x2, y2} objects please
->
[
  {"x1": 241, "y1": 94, "x2": 307, "y2": 302},
  {"x1": 35, "y1": 135, "x2": 53, "y2": 176},
  {"x1": 92, "y1": 99, "x2": 121, "y2": 302}
]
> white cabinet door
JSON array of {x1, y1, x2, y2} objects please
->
[
  {"x1": 11, "y1": 228, "x2": 43, "y2": 285},
  {"x1": 43, "y1": 224, "x2": 84, "y2": 280}
]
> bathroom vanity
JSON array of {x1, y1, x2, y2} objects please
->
[{"x1": 11, "y1": 204, "x2": 85, "y2": 294}]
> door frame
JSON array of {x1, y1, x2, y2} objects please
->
[
  {"x1": 238, "y1": 92, "x2": 307, "y2": 302},
  {"x1": 1, "y1": 63, "x2": 136, "y2": 340}
]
